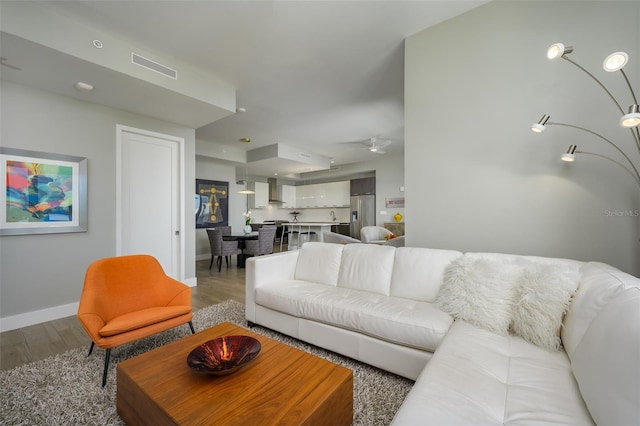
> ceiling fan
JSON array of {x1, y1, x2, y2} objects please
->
[{"x1": 341, "y1": 137, "x2": 392, "y2": 154}]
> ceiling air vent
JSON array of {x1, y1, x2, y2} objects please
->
[{"x1": 131, "y1": 53, "x2": 177, "y2": 80}]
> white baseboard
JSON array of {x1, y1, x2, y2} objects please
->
[
  {"x1": 0, "y1": 302, "x2": 79, "y2": 332},
  {"x1": 0, "y1": 276, "x2": 198, "y2": 332},
  {"x1": 184, "y1": 276, "x2": 197, "y2": 287}
]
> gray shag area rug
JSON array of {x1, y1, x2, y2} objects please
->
[{"x1": 1, "y1": 300, "x2": 413, "y2": 425}]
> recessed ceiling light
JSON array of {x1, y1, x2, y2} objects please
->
[
  {"x1": 92, "y1": 39, "x2": 104, "y2": 49},
  {"x1": 239, "y1": 137, "x2": 251, "y2": 143},
  {"x1": 74, "y1": 81, "x2": 94, "y2": 92},
  {"x1": 236, "y1": 107, "x2": 247, "y2": 113}
]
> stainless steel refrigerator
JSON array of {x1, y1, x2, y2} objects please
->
[{"x1": 350, "y1": 195, "x2": 375, "y2": 240}]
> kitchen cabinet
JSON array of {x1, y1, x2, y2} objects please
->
[
  {"x1": 383, "y1": 222, "x2": 405, "y2": 237},
  {"x1": 295, "y1": 184, "x2": 310, "y2": 208},
  {"x1": 281, "y1": 184, "x2": 296, "y2": 208},
  {"x1": 350, "y1": 177, "x2": 376, "y2": 195},
  {"x1": 325, "y1": 181, "x2": 350, "y2": 207},
  {"x1": 331, "y1": 223, "x2": 350, "y2": 235},
  {"x1": 294, "y1": 181, "x2": 349, "y2": 208},
  {"x1": 251, "y1": 182, "x2": 269, "y2": 208}
]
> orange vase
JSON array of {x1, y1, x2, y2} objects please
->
[{"x1": 394, "y1": 213, "x2": 403, "y2": 223}]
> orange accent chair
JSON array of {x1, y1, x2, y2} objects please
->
[{"x1": 77, "y1": 254, "x2": 195, "y2": 387}]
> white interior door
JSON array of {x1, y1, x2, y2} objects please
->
[{"x1": 117, "y1": 126, "x2": 184, "y2": 279}]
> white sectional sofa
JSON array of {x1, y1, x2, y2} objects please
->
[{"x1": 245, "y1": 242, "x2": 640, "y2": 425}]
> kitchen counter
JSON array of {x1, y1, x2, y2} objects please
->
[{"x1": 282, "y1": 222, "x2": 334, "y2": 249}]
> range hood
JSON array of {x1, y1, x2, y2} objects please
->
[{"x1": 267, "y1": 178, "x2": 285, "y2": 204}]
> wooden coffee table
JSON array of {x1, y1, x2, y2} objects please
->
[{"x1": 117, "y1": 322, "x2": 353, "y2": 425}]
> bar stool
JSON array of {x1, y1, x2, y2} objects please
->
[
  {"x1": 298, "y1": 225, "x2": 316, "y2": 246},
  {"x1": 279, "y1": 224, "x2": 299, "y2": 251}
]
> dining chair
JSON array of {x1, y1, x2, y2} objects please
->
[
  {"x1": 207, "y1": 228, "x2": 241, "y2": 271},
  {"x1": 77, "y1": 254, "x2": 194, "y2": 387},
  {"x1": 244, "y1": 226, "x2": 277, "y2": 257},
  {"x1": 218, "y1": 225, "x2": 232, "y2": 236}
]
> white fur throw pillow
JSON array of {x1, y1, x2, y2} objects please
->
[
  {"x1": 436, "y1": 256, "x2": 521, "y2": 335},
  {"x1": 512, "y1": 265, "x2": 579, "y2": 351}
]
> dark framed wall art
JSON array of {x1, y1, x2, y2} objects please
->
[
  {"x1": 195, "y1": 179, "x2": 229, "y2": 228},
  {"x1": 1, "y1": 147, "x2": 88, "y2": 236}
]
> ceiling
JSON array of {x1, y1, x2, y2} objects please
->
[{"x1": 2, "y1": 1, "x2": 487, "y2": 177}]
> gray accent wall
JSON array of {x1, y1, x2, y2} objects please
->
[
  {"x1": 405, "y1": 1, "x2": 639, "y2": 275},
  {"x1": 0, "y1": 80, "x2": 197, "y2": 321}
]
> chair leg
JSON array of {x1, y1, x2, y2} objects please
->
[
  {"x1": 217, "y1": 256, "x2": 222, "y2": 272},
  {"x1": 225, "y1": 256, "x2": 230, "y2": 268},
  {"x1": 101, "y1": 348, "x2": 111, "y2": 387},
  {"x1": 88, "y1": 342, "x2": 95, "y2": 356},
  {"x1": 209, "y1": 255, "x2": 214, "y2": 270},
  {"x1": 188, "y1": 321, "x2": 195, "y2": 334}
]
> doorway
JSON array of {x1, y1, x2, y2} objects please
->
[{"x1": 116, "y1": 125, "x2": 185, "y2": 280}]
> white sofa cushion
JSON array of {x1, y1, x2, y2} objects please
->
[
  {"x1": 338, "y1": 244, "x2": 396, "y2": 295},
  {"x1": 255, "y1": 280, "x2": 453, "y2": 351},
  {"x1": 294, "y1": 242, "x2": 343, "y2": 286},
  {"x1": 562, "y1": 262, "x2": 640, "y2": 360},
  {"x1": 465, "y1": 252, "x2": 583, "y2": 269},
  {"x1": 570, "y1": 287, "x2": 640, "y2": 426},
  {"x1": 435, "y1": 256, "x2": 521, "y2": 335},
  {"x1": 391, "y1": 320, "x2": 594, "y2": 425},
  {"x1": 511, "y1": 264, "x2": 579, "y2": 351},
  {"x1": 390, "y1": 247, "x2": 462, "y2": 302}
]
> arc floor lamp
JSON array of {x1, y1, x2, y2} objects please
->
[{"x1": 531, "y1": 42, "x2": 640, "y2": 189}]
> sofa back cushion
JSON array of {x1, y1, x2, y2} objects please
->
[
  {"x1": 390, "y1": 247, "x2": 462, "y2": 302},
  {"x1": 338, "y1": 244, "x2": 396, "y2": 295},
  {"x1": 570, "y1": 286, "x2": 640, "y2": 425},
  {"x1": 294, "y1": 242, "x2": 344, "y2": 286},
  {"x1": 562, "y1": 262, "x2": 640, "y2": 359},
  {"x1": 465, "y1": 252, "x2": 583, "y2": 270}
]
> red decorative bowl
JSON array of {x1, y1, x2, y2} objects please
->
[{"x1": 187, "y1": 335, "x2": 261, "y2": 375}]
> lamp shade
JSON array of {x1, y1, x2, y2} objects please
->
[
  {"x1": 531, "y1": 123, "x2": 546, "y2": 133},
  {"x1": 561, "y1": 145, "x2": 577, "y2": 162},
  {"x1": 603, "y1": 51, "x2": 629, "y2": 72},
  {"x1": 547, "y1": 43, "x2": 572, "y2": 60},
  {"x1": 531, "y1": 114, "x2": 550, "y2": 133},
  {"x1": 620, "y1": 104, "x2": 640, "y2": 128}
]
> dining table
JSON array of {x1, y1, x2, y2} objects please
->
[{"x1": 223, "y1": 232, "x2": 258, "y2": 268}]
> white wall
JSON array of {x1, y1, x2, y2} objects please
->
[
  {"x1": 405, "y1": 1, "x2": 639, "y2": 275},
  {"x1": 0, "y1": 81, "x2": 197, "y2": 327}
]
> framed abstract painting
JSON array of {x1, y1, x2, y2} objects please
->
[
  {"x1": 1, "y1": 147, "x2": 88, "y2": 236},
  {"x1": 195, "y1": 179, "x2": 229, "y2": 228}
]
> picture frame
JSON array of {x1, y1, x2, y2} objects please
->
[
  {"x1": 195, "y1": 179, "x2": 229, "y2": 228},
  {"x1": 1, "y1": 147, "x2": 88, "y2": 236},
  {"x1": 385, "y1": 197, "x2": 405, "y2": 208}
]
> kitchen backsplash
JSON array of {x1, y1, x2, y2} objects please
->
[{"x1": 250, "y1": 205, "x2": 351, "y2": 223}]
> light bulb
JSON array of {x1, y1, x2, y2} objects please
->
[
  {"x1": 620, "y1": 105, "x2": 640, "y2": 128},
  {"x1": 603, "y1": 52, "x2": 628, "y2": 72},
  {"x1": 547, "y1": 43, "x2": 572, "y2": 60}
]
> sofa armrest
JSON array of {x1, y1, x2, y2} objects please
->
[{"x1": 245, "y1": 251, "x2": 299, "y2": 322}]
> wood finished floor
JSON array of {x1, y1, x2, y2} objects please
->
[{"x1": 0, "y1": 258, "x2": 249, "y2": 371}]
